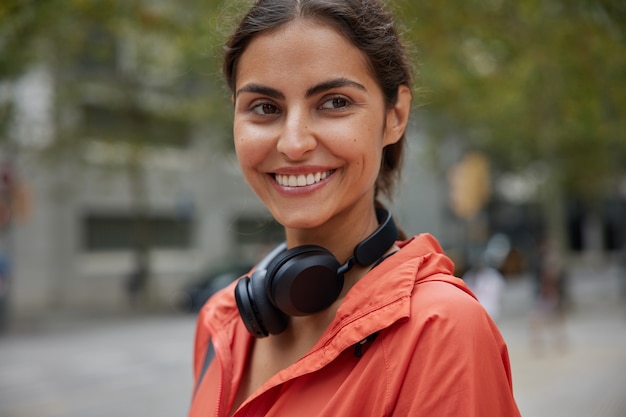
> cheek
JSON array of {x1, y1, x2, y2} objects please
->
[
  {"x1": 234, "y1": 137, "x2": 259, "y2": 172},
  {"x1": 344, "y1": 125, "x2": 383, "y2": 169},
  {"x1": 234, "y1": 122, "x2": 263, "y2": 168}
]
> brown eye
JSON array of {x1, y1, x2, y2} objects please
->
[
  {"x1": 253, "y1": 103, "x2": 280, "y2": 115},
  {"x1": 320, "y1": 96, "x2": 350, "y2": 110}
]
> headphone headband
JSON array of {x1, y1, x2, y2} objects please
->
[{"x1": 352, "y1": 208, "x2": 398, "y2": 266}]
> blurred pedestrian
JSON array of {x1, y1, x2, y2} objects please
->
[
  {"x1": 187, "y1": 1, "x2": 521, "y2": 416},
  {"x1": 529, "y1": 238, "x2": 568, "y2": 355},
  {"x1": 125, "y1": 263, "x2": 147, "y2": 310},
  {"x1": 617, "y1": 246, "x2": 626, "y2": 319},
  {"x1": 463, "y1": 256, "x2": 507, "y2": 322},
  {"x1": 0, "y1": 251, "x2": 10, "y2": 332}
]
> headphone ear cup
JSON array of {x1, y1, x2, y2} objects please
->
[
  {"x1": 266, "y1": 246, "x2": 343, "y2": 316},
  {"x1": 234, "y1": 277, "x2": 267, "y2": 338},
  {"x1": 250, "y1": 270, "x2": 289, "y2": 335},
  {"x1": 234, "y1": 272, "x2": 288, "y2": 338}
]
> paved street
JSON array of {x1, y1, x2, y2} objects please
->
[
  {"x1": 0, "y1": 314, "x2": 197, "y2": 417},
  {"x1": 1, "y1": 275, "x2": 625, "y2": 417},
  {"x1": 501, "y1": 307, "x2": 626, "y2": 417},
  {"x1": 498, "y1": 269, "x2": 626, "y2": 417}
]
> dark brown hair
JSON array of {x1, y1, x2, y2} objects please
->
[{"x1": 223, "y1": 0, "x2": 413, "y2": 206}]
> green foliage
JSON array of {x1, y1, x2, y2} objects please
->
[
  {"x1": 397, "y1": 0, "x2": 626, "y2": 200},
  {"x1": 1, "y1": 0, "x2": 236, "y2": 150},
  {"x1": 0, "y1": 1, "x2": 56, "y2": 78},
  {"x1": 2, "y1": 0, "x2": 624, "y2": 202}
]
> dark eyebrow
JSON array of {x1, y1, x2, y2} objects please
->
[
  {"x1": 235, "y1": 84, "x2": 285, "y2": 100},
  {"x1": 235, "y1": 78, "x2": 366, "y2": 101},
  {"x1": 306, "y1": 78, "x2": 366, "y2": 98}
]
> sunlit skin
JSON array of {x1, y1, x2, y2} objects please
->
[
  {"x1": 230, "y1": 19, "x2": 411, "y2": 413},
  {"x1": 233, "y1": 19, "x2": 410, "y2": 264}
]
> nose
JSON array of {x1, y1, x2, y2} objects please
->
[{"x1": 276, "y1": 109, "x2": 316, "y2": 160}]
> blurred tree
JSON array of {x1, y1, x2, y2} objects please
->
[
  {"x1": 0, "y1": 0, "x2": 235, "y2": 309},
  {"x1": 397, "y1": 0, "x2": 626, "y2": 250}
]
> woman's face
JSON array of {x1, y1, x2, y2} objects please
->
[{"x1": 233, "y1": 19, "x2": 407, "y2": 232}]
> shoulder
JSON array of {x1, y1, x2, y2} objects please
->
[
  {"x1": 200, "y1": 280, "x2": 239, "y2": 320},
  {"x1": 410, "y1": 276, "x2": 490, "y2": 334},
  {"x1": 381, "y1": 271, "x2": 502, "y2": 356},
  {"x1": 414, "y1": 275, "x2": 479, "y2": 312},
  {"x1": 192, "y1": 279, "x2": 248, "y2": 369},
  {"x1": 379, "y1": 274, "x2": 516, "y2": 413},
  {"x1": 194, "y1": 279, "x2": 243, "y2": 349},
  {"x1": 380, "y1": 277, "x2": 519, "y2": 416}
]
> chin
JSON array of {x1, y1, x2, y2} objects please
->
[{"x1": 271, "y1": 209, "x2": 329, "y2": 231}]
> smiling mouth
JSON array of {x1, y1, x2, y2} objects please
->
[{"x1": 274, "y1": 170, "x2": 334, "y2": 187}]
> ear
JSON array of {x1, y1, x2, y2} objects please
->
[{"x1": 383, "y1": 85, "x2": 412, "y2": 146}]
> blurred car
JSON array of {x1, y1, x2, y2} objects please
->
[{"x1": 172, "y1": 263, "x2": 253, "y2": 313}]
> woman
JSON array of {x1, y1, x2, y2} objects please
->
[{"x1": 188, "y1": 1, "x2": 521, "y2": 416}]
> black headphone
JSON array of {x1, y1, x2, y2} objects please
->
[{"x1": 234, "y1": 208, "x2": 398, "y2": 338}]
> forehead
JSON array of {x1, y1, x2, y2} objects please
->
[{"x1": 235, "y1": 19, "x2": 376, "y2": 91}]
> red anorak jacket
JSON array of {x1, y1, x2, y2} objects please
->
[{"x1": 188, "y1": 234, "x2": 521, "y2": 417}]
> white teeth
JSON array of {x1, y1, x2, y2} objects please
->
[{"x1": 275, "y1": 170, "x2": 332, "y2": 187}]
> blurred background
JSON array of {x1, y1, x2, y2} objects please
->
[{"x1": 0, "y1": 0, "x2": 625, "y2": 416}]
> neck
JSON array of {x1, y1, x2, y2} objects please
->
[{"x1": 284, "y1": 205, "x2": 380, "y2": 264}]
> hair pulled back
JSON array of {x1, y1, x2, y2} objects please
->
[{"x1": 223, "y1": 0, "x2": 413, "y2": 204}]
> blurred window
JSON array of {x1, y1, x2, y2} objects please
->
[
  {"x1": 566, "y1": 200, "x2": 585, "y2": 252},
  {"x1": 83, "y1": 213, "x2": 193, "y2": 251},
  {"x1": 602, "y1": 198, "x2": 626, "y2": 252},
  {"x1": 82, "y1": 104, "x2": 191, "y2": 148}
]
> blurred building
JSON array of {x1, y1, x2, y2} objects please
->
[
  {"x1": 3, "y1": 63, "x2": 277, "y2": 318},
  {"x1": 0, "y1": 22, "x2": 287, "y2": 322}
]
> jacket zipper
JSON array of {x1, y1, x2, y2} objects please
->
[{"x1": 212, "y1": 337, "x2": 228, "y2": 417}]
